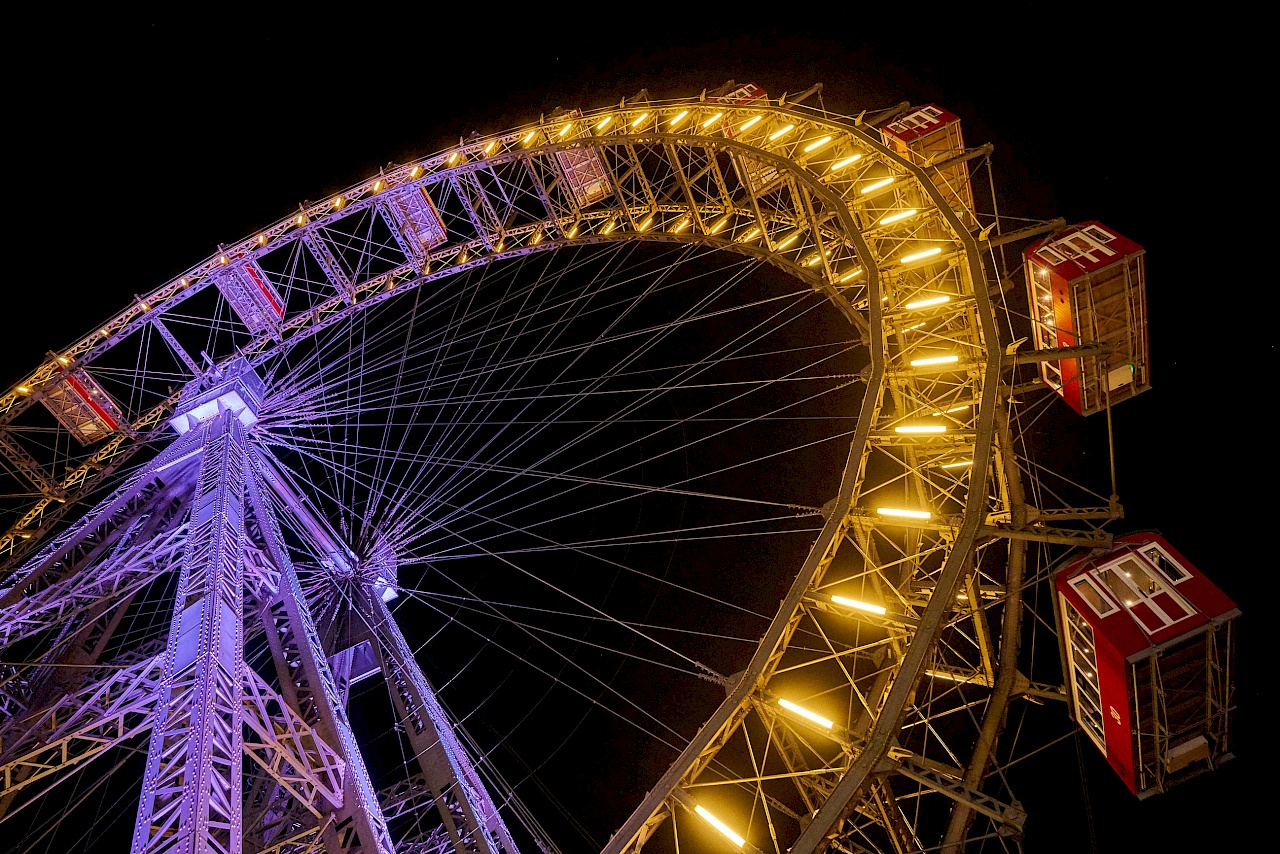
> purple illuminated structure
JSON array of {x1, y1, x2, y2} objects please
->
[{"x1": 1, "y1": 362, "x2": 517, "y2": 854}]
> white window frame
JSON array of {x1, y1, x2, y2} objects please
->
[
  {"x1": 1062, "y1": 597, "x2": 1107, "y2": 753},
  {"x1": 1070, "y1": 574, "x2": 1118, "y2": 617},
  {"x1": 1138, "y1": 543, "x2": 1189, "y2": 585},
  {"x1": 1091, "y1": 556, "x2": 1196, "y2": 633}
]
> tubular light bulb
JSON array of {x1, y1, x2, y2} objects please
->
[
  {"x1": 803, "y1": 135, "x2": 832, "y2": 153},
  {"x1": 940, "y1": 459, "x2": 972, "y2": 469},
  {"x1": 566, "y1": 224, "x2": 578, "y2": 238},
  {"x1": 484, "y1": 141, "x2": 496, "y2": 155},
  {"x1": 522, "y1": 130, "x2": 536, "y2": 144},
  {"x1": 99, "y1": 329, "x2": 110, "y2": 337},
  {"x1": 739, "y1": 227, "x2": 760, "y2": 242},
  {"x1": 740, "y1": 115, "x2": 763, "y2": 131},
  {"x1": 448, "y1": 152, "x2": 459, "y2": 165},
  {"x1": 638, "y1": 216, "x2": 653, "y2": 231},
  {"x1": 373, "y1": 179, "x2": 383, "y2": 193},
  {"x1": 832, "y1": 595, "x2": 887, "y2": 615},
  {"x1": 710, "y1": 215, "x2": 730, "y2": 234},
  {"x1": 257, "y1": 233, "x2": 267, "y2": 245},
  {"x1": 905, "y1": 295, "x2": 950, "y2": 309},
  {"x1": 17, "y1": 386, "x2": 30, "y2": 393},
  {"x1": 895, "y1": 424, "x2": 946, "y2": 434},
  {"x1": 701, "y1": 111, "x2": 723, "y2": 128},
  {"x1": 910, "y1": 354, "x2": 959, "y2": 367},
  {"x1": 180, "y1": 278, "x2": 189, "y2": 287},
  {"x1": 296, "y1": 214, "x2": 306, "y2": 226},
  {"x1": 837, "y1": 267, "x2": 864, "y2": 283},
  {"x1": 694, "y1": 805, "x2": 745, "y2": 848},
  {"x1": 901, "y1": 247, "x2": 943, "y2": 264},
  {"x1": 602, "y1": 219, "x2": 616, "y2": 235},
  {"x1": 877, "y1": 507, "x2": 931, "y2": 520},
  {"x1": 669, "y1": 110, "x2": 688, "y2": 127},
  {"x1": 933, "y1": 404, "x2": 970, "y2": 415},
  {"x1": 779, "y1": 698, "x2": 834, "y2": 729},
  {"x1": 333, "y1": 196, "x2": 343, "y2": 209},
  {"x1": 410, "y1": 165, "x2": 423, "y2": 178},
  {"x1": 596, "y1": 115, "x2": 612, "y2": 130},
  {"x1": 673, "y1": 217, "x2": 690, "y2": 233},
  {"x1": 559, "y1": 122, "x2": 574, "y2": 137},
  {"x1": 630, "y1": 112, "x2": 648, "y2": 128},
  {"x1": 861, "y1": 177, "x2": 894, "y2": 194},
  {"x1": 768, "y1": 124, "x2": 794, "y2": 141},
  {"x1": 831, "y1": 154, "x2": 862, "y2": 171},
  {"x1": 775, "y1": 231, "x2": 801, "y2": 250},
  {"x1": 879, "y1": 209, "x2": 918, "y2": 225}
]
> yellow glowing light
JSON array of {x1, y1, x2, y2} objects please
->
[
  {"x1": 596, "y1": 115, "x2": 612, "y2": 130},
  {"x1": 220, "y1": 255, "x2": 229, "y2": 266},
  {"x1": 804, "y1": 252, "x2": 828, "y2": 267},
  {"x1": 522, "y1": 130, "x2": 536, "y2": 145},
  {"x1": 861, "y1": 177, "x2": 894, "y2": 194},
  {"x1": 904, "y1": 295, "x2": 951, "y2": 310},
  {"x1": 895, "y1": 424, "x2": 946, "y2": 434},
  {"x1": 257, "y1": 234, "x2": 267, "y2": 246},
  {"x1": 532, "y1": 229, "x2": 544, "y2": 245},
  {"x1": 448, "y1": 152, "x2": 460, "y2": 165},
  {"x1": 879, "y1": 209, "x2": 918, "y2": 225},
  {"x1": 910, "y1": 354, "x2": 959, "y2": 367},
  {"x1": 602, "y1": 219, "x2": 617, "y2": 235},
  {"x1": 457, "y1": 249, "x2": 468, "y2": 263},
  {"x1": 710, "y1": 215, "x2": 731, "y2": 234},
  {"x1": 940, "y1": 459, "x2": 973, "y2": 469},
  {"x1": 877, "y1": 507, "x2": 932, "y2": 520},
  {"x1": 333, "y1": 196, "x2": 344, "y2": 209},
  {"x1": 775, "y1": 231, "x2": 801, "y2": 250},
  {"x1": 902, "y1": 322, "x2": 925, "y2": 332},
  {"x1": 739, "y1": 115, "x2": 763, "y2": 131},
  {"x1": 778, "y1": 698, "x2": 834, "y2": 729},
  {"x1": 296, "y1": 214, "x2": 306, "y2": 226},
  {"x1": 139, "y1": 301, "x2": 150, "y2": 311},
  {"x1": 484, "y1": 141, "x2": 496, "y2": 155},
  {"x1": 669, "y1": 110, "x2": 689, "y2": 127},
  {"x1": 559, "y1": 122, "x2": 574, "y2": 138},
  {"x1": 17, "y1": 386, "x2": 30, "y2": 394},
  {"x1": 694, "y1": 805, "x2": 745, "y2": 848},
  {"x1": 803, "y1": 135, "x2": 832, "y2": 153},
  {"x1": 410, "y1": 165, "x2": 423, "y2": 178},
  {"x1": 933, "y1": 404, "x2": 971, "y2": 415},
  {"x1": 566, "y1": 224, "x2": 578, "y2": 238},
  {"x1": 180, "y1": 278, "x2": 189, "y2": 287},
  {"x1": 700, "y1": 111, "x2": 723, "y2": 128},
  {"x1": 373, "y1": 179, "x2": 383, "y2": 192},
  {"x1": 630, "y1": 112, "x2": 649, "y2": 128},
  {"x1": 19, "y1": 533, "x2": 31, "y2": 539},
  {"x1": 738, "y1": 227, "x2": 761, "y2": 242},
  {"x1": 638, "y1": 216, "x2": 653, "y2": 231},
  {"x1": 837, "y1": 267, "x2": 864, "y2": 283},
  {"x1": 832, "y1": 595, "x2": 888, "y2": 615},
  {"x1": 57, "y1": 355, "x2": 69, "y2": 365},
  {"x1": 831, "y1": 154, "x2": 862, "y2": 171},
  {"x1": 672, "y1": 217, "x2": 690, "y2": 233},
  {"x1": 768, "y1": 124, "x2": 794, "y2": 141},
  {"x1": 99, "y1": 329, "x2": 110, "y2": 337},
  {"x1": 901, "y1": 247, "x2": 943, "y2": 264}
]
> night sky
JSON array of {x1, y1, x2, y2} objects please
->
[{"x1": 5, "y1": 8, "x2": 1261, "y2": 852}]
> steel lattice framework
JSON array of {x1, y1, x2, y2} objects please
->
[{"x1": 0, "y1": 86, "x2": 1123, "y2": 853}]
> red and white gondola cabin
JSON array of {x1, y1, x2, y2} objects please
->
[
  {"x1": 1025, "y1": 222, "x2": 1150, "y2": 416},
  {"x1": 1054, "y1": 533, "x2": 1238, "y2": 798}
]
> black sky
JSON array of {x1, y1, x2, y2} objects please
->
[{"x1": 6, "y1": 7, "x2": 1263, "y2": 852}]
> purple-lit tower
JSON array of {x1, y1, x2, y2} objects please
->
[{"x1": 1, "y1": 361, "x2": 517, "y2": 854}]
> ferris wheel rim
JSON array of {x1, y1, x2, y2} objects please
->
[{"x1": 0, "y1": 87, "x2": 1043, "y2": 854}]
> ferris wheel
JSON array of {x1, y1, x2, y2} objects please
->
[{"x1": 0, "y1": 82, "x2": 1171, "y2": 853}]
